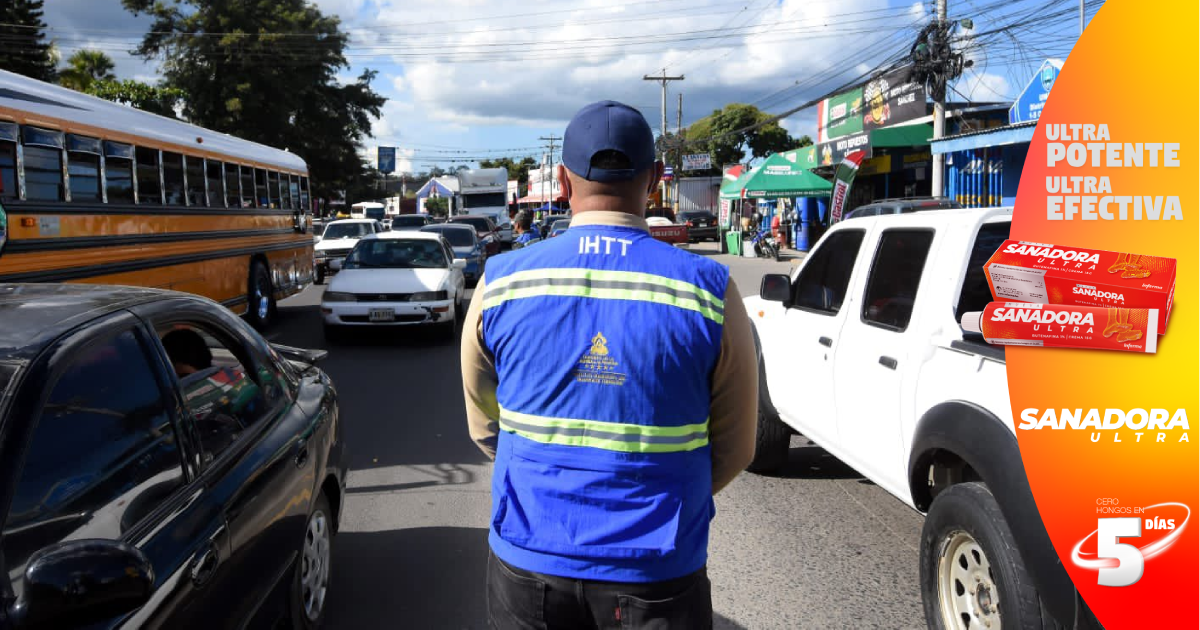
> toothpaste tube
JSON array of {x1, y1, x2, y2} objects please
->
[
  {"x1": 983, "y1": 240, "x2": 1175, "y2": 333},
  {"x1": 961, "y1": 302, "x2": 1157, "y2": 353}
]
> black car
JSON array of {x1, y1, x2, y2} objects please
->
[
  {"x1": 0, "y1": 284, "x2": 345, "y2": 630},
  {"x1": 389, "y1": 214, "x2": 432, "y2": 231},
  {"x1": 676, "y1": 211, "x2": 719, "y2": 242},
  {"x1": 844, "y1": 196, "x2": 963, "y2": 220}
]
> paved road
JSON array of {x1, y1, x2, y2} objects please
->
[{"x1": 269, "y1": 241, "x2": 926, "y2": 629}]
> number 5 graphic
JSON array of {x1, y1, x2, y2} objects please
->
[{"x1": 1097, "y1": 518, "x2": 1143, "y2": 586}]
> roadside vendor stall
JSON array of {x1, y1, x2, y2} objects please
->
[{"x1": 719, "y1": 153, "x2": 832, "y2": 255}]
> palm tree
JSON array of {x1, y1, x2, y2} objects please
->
[{"x1": 58, "y1": 50, "x2": 116, "y2": 92}]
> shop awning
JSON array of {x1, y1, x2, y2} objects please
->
[
  {"x1": 720, "y1": 153, "x2": 832, "y2": 199},
  {"x1": 517, "y1": 192, "x2": 567, "y2": 204},
  {"x1": 930, "y1": 121, "x2": 1038, "y2": 154},
  {"x1": 871, "y1": 123, "x2": 934, "y2": 148}
]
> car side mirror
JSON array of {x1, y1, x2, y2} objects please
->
[
  {"x1": 9, "y1": 540, "x2": 154, "y2": 630},
  {"x1": 271, "y1": 342, "x2": 329, "y2": 365},
  {"x1": 452, "y1": 259, "x2": 467, "y2": 269},
  {"x1": 760, "y1": 274, "x2": 792, "y2": 305}
]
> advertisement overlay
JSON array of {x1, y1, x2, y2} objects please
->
[{"x1": 1007, "y1": 1, "x2": 1197, "y2": 627}]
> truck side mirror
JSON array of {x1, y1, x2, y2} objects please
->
[{"x1": 760, "y1": 274, "x2": 791, "y2": 305}]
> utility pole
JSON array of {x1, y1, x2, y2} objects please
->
[
  {"x1": 539, "y1": 134, "x2": 560, "y2": 209},
  {"x1": 644, "y1": 70, "x2": 683, "y2": 209},
  {"x1": 676, "y1": 92, "x2": 683, "y2": 212},
  {"x1": 931, "y1": 0, "x2": 947, "y2": 198}
]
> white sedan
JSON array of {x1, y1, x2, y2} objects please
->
[{"x1": 320, "y1": 231, "x2": 466, "y2": 341}]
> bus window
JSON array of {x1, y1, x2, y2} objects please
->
[
  {"x1": 224, "y1": 162, "x2": 240, "y2": 207},
  {"x1": 239, "y1": 165, "x2": 255, "y2": 207},
  {"x1": 277, "y1": 172, "x2": 292, "y2": 210},
  {"x1": 104, "y1": 141, "x2": 134, "y2": 204},
  {"x1": 0, "y1": 122, "x2": 17, "y2": 199},
  {"x1": 206, "y1": 159, "x2": 224, "y2": 207},
  {"x1": 67, "y1": 134, "x2": 102, "y2": 202},
  {"x1": 299, "y1": 176, "x2": 310, "y2": 212},
  {"x1": 22, "y1": 126, "x2": 65, "y2": 201},
  {"x1": 284, "y1": 174, "x2": 296, "y2": 211},
  {"x1": 136, "y1": 147, "x2": 162, "y2": 205},
  {"x1": 255, "y1": 168, "x2": 269, "y2": 208},
  {"x1": 184, "y1": 155, "x2": 205, "y2": 206},
  {"x1": 265, "y1": 170, "x2": 279, "y2": 209},
  {"x1": 162, "y1": 151, "x2": 185, "y2": 205}
]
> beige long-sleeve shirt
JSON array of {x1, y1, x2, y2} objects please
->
[{"x1": 460, "y1": 211, "x2": 758, "y2": 494}]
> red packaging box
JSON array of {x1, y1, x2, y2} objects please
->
[{"x1": 984, "y1": 240, "x2": 1176, "y2": 333}]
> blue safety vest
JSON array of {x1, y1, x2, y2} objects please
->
[{"x1": 481, "y1": 221, "x2": 729, "y2": 582}]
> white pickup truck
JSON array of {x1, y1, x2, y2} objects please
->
[{"x1": 744, "y1": 207, "x2": 1100, "y2": 630}]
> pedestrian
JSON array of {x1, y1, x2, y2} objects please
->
[
  {"x1": 461, "y1": 100, "x2": 758, "y2": 630},
  {"x1": 513, "y1": 211, "x2": 539, "y2": 246}
]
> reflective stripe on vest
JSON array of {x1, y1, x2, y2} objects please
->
[
  {"x1": 481, "y1": 268, "x2": 725, "y2": 325},
  {"x1": 498, "y1": 407, "x2": 710, "y2": 453}
]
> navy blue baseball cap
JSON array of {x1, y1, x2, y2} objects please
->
[{"x1": 561, "y1": 101, "x2": 657, "y2": 182}]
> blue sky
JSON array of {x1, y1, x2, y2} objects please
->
[{"x1": 43, "y1": 0, "x2": 1100, "y2": 173}]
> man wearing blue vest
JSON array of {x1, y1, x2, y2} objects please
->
[{"x1": 461, "y1": 100, "x2": 757, "y2": 629}]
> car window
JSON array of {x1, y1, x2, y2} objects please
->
[
  {"x1": 344, "y1": 239, "x2": 447, "y2": 269},
  {"x1": 423, "y1": 227, "x2": 475, "y2": 247},
  {"x1": 393, "y1": 215, "x2": 427, "y2": 227},
  {"x1": 322, "y1": 222, "x2": 372, "y2": 239},
  {"x1": 956, "y1": 222, "x2": 1011, "y2": 320},
  {"x1": 3, "y1": 330, "x2": 185, "y2": 598},
  {"x1": 158, "y1": 324, "x2": 278, "y2": 463},
  {"x1": 862, "y1": 229, "x2": 935, "y2": 331},
  {"x1": 792, "y1": 229, "x2": 865, "y2": 314}
]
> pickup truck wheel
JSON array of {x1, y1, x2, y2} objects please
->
[
  {"x1": 921, "y1": 482, "x2": 1053, "y2": 630},
  {"x1": 746, "y1": 407, "x2": 789, "y2": 474}
]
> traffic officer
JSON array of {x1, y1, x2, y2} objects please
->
[{"x1": 461, "y1": 100, "x2": 757, "y2": 629}]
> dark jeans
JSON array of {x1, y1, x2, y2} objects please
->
[{"x1": 487, "y1": 550, "x2": 712, "y2": 630}]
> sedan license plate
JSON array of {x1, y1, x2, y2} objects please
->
[{"x1": 368, "y1": 308, "x2": 395, "y2": 322}]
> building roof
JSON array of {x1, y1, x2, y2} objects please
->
[{"x1": 930, "y1": 121, "x2": 1038, "y2": 154}]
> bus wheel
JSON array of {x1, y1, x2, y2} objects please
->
[{"x1": 248, "y1": 260, "x2": 276, "y2": 330}]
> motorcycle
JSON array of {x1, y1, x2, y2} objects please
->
[{"x1": 749, "y1": 228, "x2": 780, "y2": 261}]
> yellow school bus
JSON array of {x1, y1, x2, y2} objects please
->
[{"x1": 0, "y1": 70, "x2": 314, "y2": 328}]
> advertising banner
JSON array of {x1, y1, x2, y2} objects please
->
[
  {"x1": 861, "y1": 67, "x2": 926, "y2": 131},
  {"x1": 816, "y1": 86, "x2": 862, "y2": 143},
  {"x1": 828, "y1": 151, "x2": 864, "y2": 224},
  {"x1": 1001, "y1": 4, "x2": 1196, "y2": 628},
  {"x1": 377, "y1": 146, "x2": 395, "y2": 174},
  {"x1": 682, "y1": 153, "x2": 712, "y2": 171}
]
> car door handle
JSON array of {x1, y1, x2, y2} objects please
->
[
  {"x1": 294, "y1": 438, "x2": 310, "y2": 468},
  {"x1": 879, "y1": 356, "x2": 898, "y2": 370},
  {"x1": 818, "y1": 336, "x2": 833, "y2": 347},
  {"x1": 190, "y1": 543, "x2": 219, "y2": 587}
]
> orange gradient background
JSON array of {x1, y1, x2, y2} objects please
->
[{"x1": 1009, "y1": 1, "x2": 1197, "y2": 627}]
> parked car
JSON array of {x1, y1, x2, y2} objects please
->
[
  {"x1": 744, "y1": 207, "x2": 1092, "y2": 629},
  {"x1": 390, "y1": 214, "x2": 432, "y2": 231},
  {"x1": 448, "y1": 215, "x2": 501, "y2": 256},
  {"x1": 547, "y1": 219, "x2": 572, "y2": 238},
  {"x1": 314, "y1": 218, "x2": 385, "y2": 284},
  {"x1": 844, "y1": 196, "x2": 963, "y2": 220},
  {"x1": 420, "y1": 223, "x2": 486, "y2": 286},
  {"x1": 677, "y1": 210, "x2": 718, "y2": 242},
  {"x1": 321, "y1": 232, "x2": 466, "y2": 341},
  {"x1": 647, "y1": 216, "x2": 688, "y2": 245},
  {"x1": 0, "y1": 283, "x2": 345, "y2": 630}
]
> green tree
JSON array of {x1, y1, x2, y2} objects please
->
[
  {"x1": 684, "y1": 103, "x2": 798, "y2": 174},
  {"x1": 0, "y1": 0, "x2": 56, "y2": 81},
  {"x1": 58, "y1": 49, "x2": 117, "y2": 91},
  {"x1": 479, "y1": 156, "x2": 538, "y2": 186},
  {"x1": 122, "y1": 0, "x2": 386, "y2": 205},
  {"x1": 85, "y1": 78, "x2": 184, "y2": 117},
  {"x1": 423, "y1": 196, "x2": 449, "y2": 217}
]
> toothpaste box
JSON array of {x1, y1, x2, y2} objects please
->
[{"x1": 984, "y1": 240, "x2": 1176, "y2": 333}]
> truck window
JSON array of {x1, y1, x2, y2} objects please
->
[
  {"x1": 792, "y1": 229, "x2": 865, "y2": 314},
  {"x1": 862, "y1": 229, "x2": 935, "y2": 331},
  {"x1": 955, "y1": 222, "x2": 1012, "y2": 319}
]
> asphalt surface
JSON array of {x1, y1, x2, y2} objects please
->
[{"x1": 269, "y1": 240, "x2": 926, "y2": 629}]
